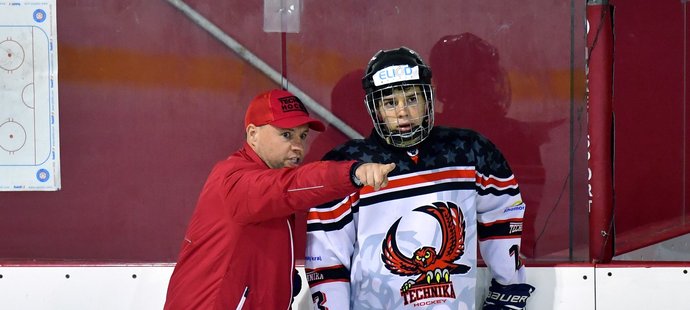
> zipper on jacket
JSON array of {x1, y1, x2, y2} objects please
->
[{"x1": 235, "y1": 286, "x2": 249, "y2": 310}]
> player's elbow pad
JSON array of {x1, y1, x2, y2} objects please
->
[{"x1": 482, "y1": 278, "x2": 535, "y2": 310}]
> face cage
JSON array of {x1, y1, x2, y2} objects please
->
[{"x1": 364, "y1": 84, "x2": 435, "y2": 148}]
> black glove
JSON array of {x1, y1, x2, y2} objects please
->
[
  {"x1": 292, "y1": 268, "x2": 302, "y2": 298},
  {"x1": 483, "y1": 278, "x2": 535, "y2": 310}
]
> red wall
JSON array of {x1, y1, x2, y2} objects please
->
[
  {"x1": 0, "y1": 1, "x2": 588, "y2": 262},
  {"x1": 609, "y1": 0, "x2": 690, "y2": 254}
]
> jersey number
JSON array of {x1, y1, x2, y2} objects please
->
[
  {"x1": 312, "y1": 291, "x2": 329, "y2": 310},
  {"x1": 509, "y1": 244, "x2": 523, "y2": 270}
]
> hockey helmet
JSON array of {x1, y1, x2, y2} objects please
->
[{"x1": 361, "y1": 47, "x2": 434, "y2": 148}]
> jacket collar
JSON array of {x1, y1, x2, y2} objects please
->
[{"x1": 238, "y1": 142, "x2": 270, "y2": 168}]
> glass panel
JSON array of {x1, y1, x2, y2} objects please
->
[
  {"x1": 0, "y1": 0, "x2": 588, "y2": 263},
  {"x1": 290, "y1": 1, "x2": 589, "y2": 263},
  {"x1": 609, "y1": 0, "x2": 690, "y2": 259}
]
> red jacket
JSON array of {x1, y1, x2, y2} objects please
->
[{"x1": 164, "y1": 143, "x2": 357, "y2": 310}]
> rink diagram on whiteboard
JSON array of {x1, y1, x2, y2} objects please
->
[{"x1": 0, "y1": 26, "x2": 52, "y2": 166}]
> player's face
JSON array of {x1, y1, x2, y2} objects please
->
[
  {"x1": 248, "y1": 124, "x2": 309, "y2": 169},
  {"x1": 377, "y1": 86, "x2": 427, "y2": 133}
]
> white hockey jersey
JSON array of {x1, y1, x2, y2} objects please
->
[{"x1": 305, "y1": 127, "x2": 528, "y2": 309}]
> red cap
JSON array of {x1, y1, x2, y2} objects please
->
[{"x1": 244, "y1": 89, "x2": 326, "y2": 132}]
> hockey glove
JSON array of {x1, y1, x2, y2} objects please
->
[
  {"x1": 292, "y1": 268, "x2": 302, "y2": 298},
  {"x1": 482, "y1": 278, "x2": 535, "y2": 310}
]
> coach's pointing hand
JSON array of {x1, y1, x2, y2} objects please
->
[{"x1": 355, "y1": 163, "x2": 396, "y2": 191}]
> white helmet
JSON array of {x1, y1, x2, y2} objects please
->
[{"x1": 361, "y1": 47, "x2": 434, "y2": 148}]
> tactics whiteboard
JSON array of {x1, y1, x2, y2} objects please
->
[{"x1": 0, "y1": 1, "x2": 60, "y2": 191}]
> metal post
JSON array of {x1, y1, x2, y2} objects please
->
[{"x1": 586, "y1": 0, "x2": 614, "y2": 263}]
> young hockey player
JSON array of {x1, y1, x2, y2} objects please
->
[{"x1": 305, "y1": 47, "x2": 535, "y2": 309}]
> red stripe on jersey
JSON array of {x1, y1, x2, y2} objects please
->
[
  {"x1": 479, "y1": 235, "x2": 522, "y2": 241},
  {"x1": 475, "y1": 174, "x2": 517, "y2": 188},
  {"x1": 305, "y1": 264, "x2": 347, "y2": 273},
  {"x1": 480, "y1": 218, "x2": 524, "y2": 227},
  {"x1": 307, "y1": 193, "x2": 358, "y2": 222},
  {"x1": 360, "y1": 169, "x2": 475, "y2": 195}
]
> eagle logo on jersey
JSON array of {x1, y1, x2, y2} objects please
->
[{"x1": 381, "y1": 201, "x2": 470, "y2": 305}]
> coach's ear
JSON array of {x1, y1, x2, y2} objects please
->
[{"x1": 246, "y1": 124, "x2": 259, "y2": 148}]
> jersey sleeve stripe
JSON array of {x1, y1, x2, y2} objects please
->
[
  {"x1": 307, "y1": 212, "x2": 354, "y2": 232},
  {"x1": 477, "y1": 186, "x2": 521, "y2": 196},
  {"x1": 307, "y1": 193, "x2": 356, "y2": 223},
  {"x1": 305, "y1": 265, "x2": 350, "y2": 286},
  {"x1": 478, "y1": 218, "x2": 524, "y2": 240},
  {"x1": 475, "y1": 173, "x2": 518, "y2": 189}
]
